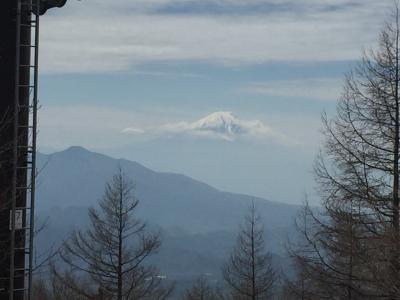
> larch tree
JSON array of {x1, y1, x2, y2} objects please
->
[
  {"x1": 287, "y1": 2, "x2": 400, "y2": 299},
  {"x1": 285, "y1": 200, "x2": 369, "y2": 300},
  {"x1": 222, "y1": 202, "x2": 276, "y2": 300},
  {"x1": 182, "y1": 276, "x2": 224, "y2": 300},
  {"x1": 54, "y1": 170, "x2": 174, "y2": 300}
]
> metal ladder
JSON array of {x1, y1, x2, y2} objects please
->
[{"x1": 9, "y1": 0, "x2": 40, "y2": 299}]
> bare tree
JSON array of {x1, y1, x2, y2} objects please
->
[
  {"x1": 286, "y1": 3, "x2": 400, "y2": 298},
  {"x1": 280, "y1": 255, "x2": 316, "y2": 300},
  {"x1": 52, "y1": 267, "x2": 121, "y2": 300},
  {"x1": 31, "y1": 278, "x2": 51, "y2": 300},
  {"x1": 54, "y1": 170, "x2": 174, "y2": 300},
  {"x1": 222, "y1": 202, "x2": 276, "y2": 300},
  {"x1": 182, "y1": 276, "x2": 224, "y2": 300},
  {"x1": 285, "y1": 201, "x2": 371, "y2": 300}
]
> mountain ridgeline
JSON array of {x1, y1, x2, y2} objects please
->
[{"x1": 36, "y1": 146, "x2": 299, "y2": 283}]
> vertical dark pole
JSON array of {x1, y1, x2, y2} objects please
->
[
  {"x1": 28, "y1": 1, "x2": 40, "y2": 298},
  {"x1": 13, "y1": 1, "x2": 31, "y2": 298},
  {"x1": 0, "y1": 1, "x2": 18, "y2": 298},
  {"x1": 1, "y1": 1, "x2": 66, "y2": 298},
  {"x1": 9, "y1": 0, "x2": 22, "y2": 295},
  {"x1": 0, "y1": 1, "x2": 30, "y2": 299}
]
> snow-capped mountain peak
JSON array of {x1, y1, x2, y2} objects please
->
[
  {"x1": 191, "y1": 111, "x2": 245, "y2": 135},
  {"x1": 123, "y1": 111, "x2": 277, "y2": 142}
]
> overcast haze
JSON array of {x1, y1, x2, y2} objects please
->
[{"x1": 37, "y1": 0, "x2": 394, "y2": 204}]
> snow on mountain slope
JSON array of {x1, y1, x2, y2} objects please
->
[
  {"x1": 160, "y1": 111, "x2": 273, "y2": 141},
  {"x1": 193, "y1": 112, "x2": 248, "y2": 134}
]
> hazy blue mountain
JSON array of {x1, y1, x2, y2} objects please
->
[
  {"x1": 35, "y1": 146, "x2": 300, "y2": 286},
  {"x1": 37, "y1": 146, "x2": 299, "y2": 233}
]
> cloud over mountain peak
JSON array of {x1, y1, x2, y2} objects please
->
[
  {"x1": 192, "y1": 111, "x2": 246, "y2": 135},
  {"x1": 188, "y1": 111, "x2": 272, "y2": 140},
  {"x1": 123, "y1": 111, "x2": 277, "y2": 141}
]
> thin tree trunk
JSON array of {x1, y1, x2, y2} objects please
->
[
  {"x1": 394, "y1": 3, "x2": 400, "y2": 234},
  {"x1": 347, "y1": 228, "x2": 353, "y2": 300},
  {"x1": 118, "y1": 183, "x2": 123, "y2": 300},
  {"x1": 251, "y1": 208, "x2": 256, "y2": 300},
  {"x1": 393, "y1": 7, "x2": 400, "y2": 294}
]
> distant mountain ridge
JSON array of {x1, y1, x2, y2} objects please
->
[
  {"x1": 37, "y1": 146, "x2": 299, "y2": 235},
  {"x1": 35, "y1": 146, "x2": 299, "y2": 285}
]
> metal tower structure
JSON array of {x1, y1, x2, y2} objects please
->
[
  {"x1": 0, "y1": 1, "x2": 67, "y2": 299},
  {"x1": 9, "y1": 1, "x2": 40, "y2": 299}
]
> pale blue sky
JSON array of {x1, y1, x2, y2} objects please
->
[{"x1": 37, "y1": 0, "x2": 393, "y2": 204}]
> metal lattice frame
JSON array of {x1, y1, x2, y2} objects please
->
[{"x1": 9, "y1": 1, "x2": 40, "y2": 299}]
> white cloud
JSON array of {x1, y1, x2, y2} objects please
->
[
  {"x1": 38, "y1": 104, "x2": 307, "y2": 151},
  {"x1": 123, "y1": 111, "x2": 287, "y2": 142},
  {"x1": 40, "y1": 105, "x2": 284, "y2": 149},
  {"x1": 38, "y1": 105, "x2": 156, "y2": 150},
  {"x1": 241, "y1": 78, "x2": 343, "y2": 101},
  {"x1": 121, "y1": 127, "x2": 145, "y2": 134},
  {"x1": 40, "y1": 0, "x2": 392, "y2": 73}
]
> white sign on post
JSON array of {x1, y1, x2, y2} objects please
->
[{"x1": 9, "y1": 210, "x2": 23, "y2": 230}]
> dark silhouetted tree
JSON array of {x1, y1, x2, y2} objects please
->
[
  {"x1": 286, "y1": 3, "x2": 400, "y2": 298},
  {"x1": 54, "y1": 170, "x2": 174, "y2": 300},
  {"x1": 182, "y1": 276, "x2": 224, "y2": 300},
  {"x1": 223, "y1": 202, "x2": 276, "y2": 300},
  {"x1": 285, "y1": 200, "x2": 369, "y2": 299}
]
